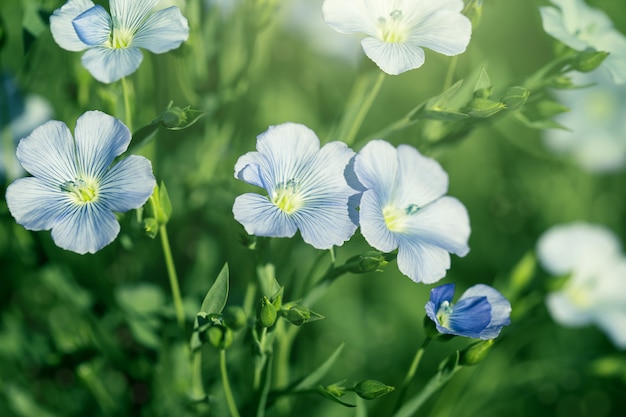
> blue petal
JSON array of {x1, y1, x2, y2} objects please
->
[
  {"x1": 425, "y1": 283, "x2": 455, "y2": 328},
  {"x1": 15, "y1": 120, "x2": 77, "y2": 187},
  {"x1": 402, "y1": 196, "x2": 471, "y2": 257},
  {"x1": 447, "y1": 296, "x2": 491, "y2": 337},
  {"x1": 359, "y1": 190, "x2": 398, "y2": 253},
  {"x1": 5, "y1": 178, "x2": 72, "y2": 231},
  {"x1": 50, "y1": 202, "x2": 120, "y2": 254},
  {"x1": 133, "y1": 6, "x2": 189, "y2": 53},
  {"x1": 50, "y1": 0, "x2": 95, "y2": 52},
  {"x1": 233, "y1": 193, "x2": 298, "y2": 238},
  {"x1": 81, "y1": 46, "x2": 143, "y2": 83},
  {"x1": 72, "y1": 5, "x2": 112, "y2": 46},
  {"x1": 110, "y1": 0, "x2": 160, "y2": 32},
  {"x1": 100, "y1": 155, "x2": 155, "y2": 212},
  {"x1": 73, "y1": 111, "x2": 131, "y2": 179},
  {"x1": 461, "y1": 284, "x2": 511, "y2": 339},
  {"x1": 396, "y1": 237, "x2": 451, "y2": 283},
  {"x1": 234, "y1": 151, "x2": 266, "y2": 189},
  {"x1": 353, "y1": 140, "x2": 398, "y2": 202},
  {"x1": 395, "y1": 144, "x2": 448, "y2": 208}
]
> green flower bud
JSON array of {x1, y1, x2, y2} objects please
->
[
  {"x1": 550, "y1": 75, "x2": 576, "y2": 89},
  {"x1": 223, "y1": 306, "x2": 247, "y2": 330},
  {"x1": 502, "y1": 86, "x2": 530, "y2": 110},
  {"x1": 346, "y1": 251, "x2": 389, "y2": 273},
  {"x1": 207, "y1": 324, "x2": 233, "y2": 350},
  {"x1": 572, "y1": 49, "x2": 610, "y2": 73},
  {"x1": 160, "y1": 106, "x2": 188, "y2": 128},
  {"x1": 281, "y1": 304, "x2": 324, "y2": 326},
  {"x1": 354, "y1": 379, "x2": 395, "y2": 400},
  {"x1": 465, "y1": 98, "x2": 506, "y2": 118},
  {"x1": 257, "y1": 296, "x2": 277, "y2": 328},
  {"x1": 459, "y1": 339, "x2": 494, "y2": 366}
]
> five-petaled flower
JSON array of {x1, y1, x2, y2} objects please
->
[
  {"x1": 5, "y1": 111, "x2": 156, "y2": 254},
  {"x1": 50, "y1": 0, "x2": 189, "y2": 83},
  {"x1": 540, "y1": 0, "x2": 626, "y2": 84},
  {"x1": 425, "y1": 283, "x2": 511, "y2": 339},
  {"x1": 350, "y1": 140, "x2": 470, "y2": 283},
  {"x1": 322, "y1": 0, "x2": 472, "y2": 75},
  {"x1": 537, "y1": 222, "x2": 626, "y2": 349},
  {"x1": 233, "y1": 123, "x2": 359, "y2": 250}
]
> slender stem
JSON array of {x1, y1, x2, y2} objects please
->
[
  {"x1": 121, "y1": 76, "x2": 133, "y2": 131},
  {"x1": 159, "y1": 225, "x2": 185, "y2": 330},
  {"x1": 220, "y1": 350, "x2": 242, "y2": 417},
  {"x1": 442, "y1": 55, "x2": 459, "y2": 92},
  {"x1": 393, "y1": 338, "x2": 431, "y2": 411},
  {"x1": 344, "y1": 71, "x2": 385, "y2": 145}
]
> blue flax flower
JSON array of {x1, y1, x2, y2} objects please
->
[
  {"x1": 233, "y1": 123, "x2": 359, "y2": 250},
  {"x1": 5, "y1": 111, "x2": 156, "y2": 254},
  {"x1": 351, "y1": 140, "x2": 470, "y2": 283},
  {"x1": 50, "y1": 0, "x2": 189, "y2": 83},
  {"x1": 425, "y1": 283, "x2": 511, "y2": 339}
]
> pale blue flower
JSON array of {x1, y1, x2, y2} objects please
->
[
  {"x1": 233, "y1": 123, "x2": 359, "y2": 250},
  {"x1": 425, "y1": 283, "x2": 511, "y2": 339},
  {"x1": 543, "y1": 71, "x2": 626, "y2": 173},
  {"x1": 351, "y1": 140, "x2": 470, "y2": 283},
  {"x1": 5, "y1": 111, "x2": 156, "y2": 254},
  {"x1": 537, "y1": 223, "x2": 626, "y2": 349},
  {"x1": 322, "y1": 0, "x2": 472, "y2": 75},
  {"x1": 50, "y1": 0, "x2": 189, "y2": 83},
  {"x1": 540, "y1": 0, "x2": 626, "y2": 84}
]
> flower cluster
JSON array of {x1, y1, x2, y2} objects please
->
[
  {"x1": 537, "y1": 223, "x2": 626, "y2": 349},
  {"x1": 50, "y1": 0, "x2": 189, "y2": 83},
  {"x1": 233, "y1": 123, "x2": 471, "y2": 285}
]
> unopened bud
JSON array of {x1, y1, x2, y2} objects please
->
[
  {"x1": 502, "y1": 86, "x2": 530, "y2": 110},
  {"x1": 160, "y1": 106, "x2": 187, "y2": 128},
  {"x1": 257, "y1": 296, "x2": 277, "y2": 328},
  {"x1": 459, "y1": 339, "x2": 494, "y2": 366},
  {"x1": 354, "y1": 379, "x2": 395, "y2": 400},
  {"x1": 572, "y1": 49, "x2": 610, "y2": 73},
  {"x1": 207, "y1": 324, "x2": 233, "y2": 350},
  {"x1": 347, "y1": 251, "x2": 389, "y2": 273},
  {"x1": 465, "y1": 98, "x2": 506, "y2": 118}
]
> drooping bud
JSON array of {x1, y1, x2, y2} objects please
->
[
  {"x1": 459, "y1": 339, "x2": 494, "y2": 366},
  {"x1": 354, "y1": 379, "x2": 395, "y2": 400}
]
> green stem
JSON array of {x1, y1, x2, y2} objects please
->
[
  {"x1": 344, "y1": 71, "x2": 385, "y2": 145},
  {"x1": 393, "y1": 338, "x2": 431, "y2": 412},
  {"x1": 121, "y1": 76, "x2": 133, "y2": 131},
  {"x1": 220, "y1": 350, "x2": 242, "y2": 417},
  {"x1": 442, "y1": 55, "x2": 459, "y2": 93},
  {"x1": 159, "y1": 225, "x2": 185, "y2": 330},
  {"x1": 190, "y1": 350, "x2": 207, "y2": 402}
]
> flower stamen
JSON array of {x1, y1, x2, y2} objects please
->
[
  {"x1": 61, "y1": 178, "x2": 99, "y2": 203},
  {"x1": 436, "y1": 300, "x2": 453, "y2": 328},
  {"x1": 272, "y1": 179, "x2": 304, "y2": 214},
  {"x1": 377, "y1": 10, "x2": 408, "y2": 43}
]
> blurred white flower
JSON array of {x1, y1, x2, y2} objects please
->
[
  {"x1": 540, "y1": 0, "x2": 626, "y2": 84},
  {"x1": 537, "y1": 222, "x2": 626, "y2": 349},
  {"x1": 543, "y1": 70, "x2": 626, "y2": 173}
]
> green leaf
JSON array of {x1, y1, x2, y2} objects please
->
[
  {"x1": 473, "y1": 67, "x2": 493, "y2": 99},
  {"x1": 200, "y1": 263, "x2": 229, "y2": 314}
]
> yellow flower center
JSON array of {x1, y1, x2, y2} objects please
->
[
  {"x1": 271, "y1": 179, "x2": 304, "y2": 214},
  {"x1": 383, "y1": 203, "x2": 420, "y2": 233},
  {"x1": 436, "y1": 301, "x2": 453, "y2": 328},
  {"x1": 107, "y1": 26, "x2": 134, "y2": 49},
  {"x1": 61, "y1": 178, "x2": 99, "y2": 204},
  {"x1": 377, "y1": 10, "x2": 409, "y2": 43}
]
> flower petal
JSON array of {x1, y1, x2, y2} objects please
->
[
  {"x1": 447, "y1": 296, "x2": 491, "y2": 337},
  {"x1": 359, "y1": 189, "x2": 398, "y2": 253},
  {"x1": 50, "y1": 0, "x2": 95, "y2": 52},
  {"x1": 396, "y1": 237, "x2": 451, "y2": 283},
  {"x1": 5, "y1": 178, "x2": 72, "y2": 231},
  {"x1": 461, "y1": 284, "x2": 511, "y2": 338},
  {"x1": 546, "y1": 291, "x2": 594, "y2": 326},
  {"x1": 100, "y1": 155, "x2": 155, "y2": 212},
  {"x1": 322, "y1": 0, "x2": 376, "y2": 36},
  {"x1": 15, "y1": 120, "x2": 77, "y2": 187},
  {"x1": 361, "y1": 37, "x2": 426, "y2": 75},
  {"x1": 81, "y1": 46, "x2": 143, "y2": 83},
  {"x1": 133, "y1": 6, "x2": 189, "y2": 53},
  {"x1": 234, "y1": 151, "x2": 266, "y2": 188},
  {"x1": 402, "y1": 196, "x2": 470, "y2": 257},
  {"x1": 408, "y1": 9, "x2": 471, "y2": 56},
  {"x1": 50, "y1": 202, "x2": 120, "y2": 254},
  {"x1": 395, "y1": 144, "x2": 448, "y2": 207},
  {"x1": 427, "y1": 283, "x2": 455, "y2": 313},
  {"x1": 233, "y1": 193, "x2": 298, "y2": 238},
  {"x1": 74, "y1": 111, "x2": 131, "y2": 179},
  {"x1": 537, "y1": 222, "x2": 622, "y2": 275},
  {"x1": 110, "y1": 0, "x2": 160, "y2": 32},
  {"x1": 595, "y1": 309, "x2": 626, "y2": 349},
  {"x1": 353, "y1": 140, "x2": 399, "y2": 202},
  {"x1": 72, "y1": 4, "x2": 112, "y2": 46}
]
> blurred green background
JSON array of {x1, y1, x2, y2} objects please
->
[{"x1": 1, "y1": 0, "x2": 625, "y2": 416}]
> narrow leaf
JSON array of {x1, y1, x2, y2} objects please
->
[{"x1": 200, "y1": 263, "x2": 229, "y2": 314}]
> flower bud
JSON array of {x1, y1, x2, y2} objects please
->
[
  {"x1": 572, "y1": 49, "x2": 610, "y2": 73},
  {"x1": 207, "y1": 323, "x2": 233, "y2": 350},
  {"x1": 354, "y1": 379, "x2": 395, "y2": 400},
  {"x1": 502, "y1": 86, "x2": 530, "y2": 110},
  {"x1": 160, "y1": 106, "x2": 187, "y2": 128},
  {"x1": 346, "y1": 251, "x2": 389, "y2": 273},
  {"x1": 256, "y1": 296, "x2": 277, "y2": 328},
  {"x1": 459, "y1": 339, "x2": 494, "y2": 366},
  {"x1": 223, "y1": 306, "x2": 247, "y2": 330},
  {"x1": 465, "y1": 98, "x2": 506, "y2": 118},
  {"x1": 281, "y1": 304, "x2": 324, "y2": 326}
]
